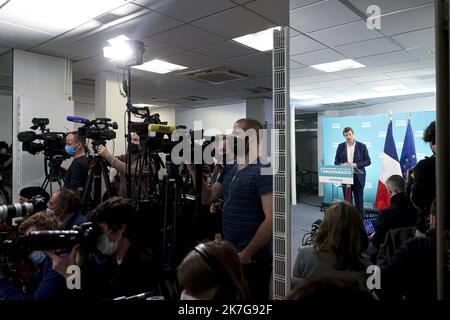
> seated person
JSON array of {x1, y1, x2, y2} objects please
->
[
  {"x1": 370, "y1": 175, "x2": 417, "y2": 258},
  {"x1": 293, "y1": 201, "x2": 370, "y2": 286},
  {"x1": 177, "y1": 240, "x2": 249, "y2": 300},
  {"x1": 0, "y1": 212, "x2": 66, "y2": 300},
  {"x1": 47, "y1": 188, "x2": 86, "y2": 230},
  {"x1": 18, "y1": 186, "x2": 50, "y2": 204},
  {"x1": 378, "y1": 199, "x2": 437, "y2": 301}
]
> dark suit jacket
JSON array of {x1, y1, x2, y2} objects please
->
[
  {"x1": 334, "y1": 141, "x2": 371, "y2": 187},
  {"x1": 372, "y1": 193, "x2": 418, "y2": 249}
]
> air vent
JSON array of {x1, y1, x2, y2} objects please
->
[
  {"x1": 324, "y1": 101, "x2": 366, "y2": 108},
  {"x1": 73, "y1": 78, "x2": 95, "y2": 87},
  {"x1": 95, "y1": 13, "x2": 121, "y2": 24},
  {"x1": 181, "y1": 96, "x2": 208, "y2": 102},
  {"x1": 176, "y1": 66, "x2": 251, "y2": 84}
]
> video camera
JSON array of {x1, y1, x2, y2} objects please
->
[
  {"x1": 17, "y1": 118, "x2": 68, "y2": 158},
  {"x1": 67, "y1": 116, "x2": 118, "y2": 149},
  {"x1": 0, "y1": 195, "x2": 48, "y2": 221},
  {"x1": 0, "y1": 222, "x2": 101, "y2": 259}
]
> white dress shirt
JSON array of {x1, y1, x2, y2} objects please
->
[{"x1": 346, "y1": 142, "x2": 355, "y2": 163}]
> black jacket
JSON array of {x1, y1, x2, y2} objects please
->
[
  {"x1": 372, "y1": 193, "x2": 418, "y2": 249},
  {"x1": 411, "y1": 155, "x2": 435, "y2": 215},
  {"x1": 379, "y1": 229, "x2": 436, "y2": 301}
]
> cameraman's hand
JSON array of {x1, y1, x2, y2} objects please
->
[
  {"x1": 97, "y1": 145, "x2": 111, "y2": 159},
  {"x1": 45, "y1": 244, "x2": 84, "y2": 279}
]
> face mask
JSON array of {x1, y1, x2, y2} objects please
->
[
  {"x1": 130, "y1": 143, "x2": 140, "y2": 154},
  {"x1": 29, "y1": 251, "x2": 46, "y2": 265},
  {"x1": 180, "y1": 290, "x2": 198, "y2": 300},
  {"x1": 97, "y1": 233, "x2": 119, "y2": 256},
  {"x1": 46, "y1": 208, "x2": 55, "y2": 215},
  {"x1": 65, "y1": 145, "x2": 77, "y2": 156}
]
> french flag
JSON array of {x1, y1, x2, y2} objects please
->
[{"x1": 375, "y1": 120, "x2": 402, "y2": 210}]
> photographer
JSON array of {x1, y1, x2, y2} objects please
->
[
  {"x1": 18, "y1": 186, "x2": 50, "y2": 204},
  {"x1": 0, "y1": 212, "x2": 66, "y2": 300},
  {"x1": 97, "y1": 133, "x2": 149, "y2": 199},
  {"x1": 189, "y1": 118, "x2": 273, "y2": 300},
  {"x1": 47, "y1": 189, "x2": 86, "y2": 230},
  {"x1": 64, "y1": 131, "x2": 89, "y2": 192},
  {"x1": 47, "y1": 197, "x2": 161, "y2": 300}
]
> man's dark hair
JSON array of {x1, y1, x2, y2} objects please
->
[
  {"x1": 386, "y1": 175, "x2": 406, "y2": 194},
  {"x1": 69, "y1": 131, "x2": 86, "y2": 145},
  {"x1": 343, "y1": 127, "x2": 354, "y2": 135},
  {"x1": 423, "y1": 121, "x2": 435, "y2": 145},
  {"x1": 57, "y1": 188, "x2": 82, "y2": 213},
  {"x1": 20, "y1": 186, "x2": 50, "y2": 203},
  {"x1": 89, "y1": 197, "x2": 135, "y2": 233}
]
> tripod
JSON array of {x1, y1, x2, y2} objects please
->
[
  {"x1": 41, "y1": 156, "x2": 64, "y2": 195},
  {"x1": 81, "y1": 142, "x2": 114, "y2": 212}
]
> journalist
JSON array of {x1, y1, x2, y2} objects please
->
[
  {"x1": 47, "y1": 188, "x2": 86, "y2": 229},
  {"x1": 191, "y1": 118, "x2": 273, "y2": 300},
  {"x1": 64, "y1": 131, "x2": 89, "y2": 192},
  {"x1": 0, "y1": 212, "x2": 66, "y2": 300}
]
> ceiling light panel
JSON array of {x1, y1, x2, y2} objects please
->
[
  {"x1": 0, "y1": 0, "x2": 127, "y2": 34},
  {"x1": 132, "y1": 59, "x2": 188, "y2": 74},
  {"x1": 232, "y1": 27, "x2": 281, "y2": 52},
  {"x1": 311, "y1": 59, "x2": 365, "y2": 73}
]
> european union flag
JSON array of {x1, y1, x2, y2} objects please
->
[{"x1": 400, "y1": 119, "x2": 417, "y2": 178}]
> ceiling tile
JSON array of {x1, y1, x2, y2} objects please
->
[
  {"x1": 308, "y1": 21, "x2": 381, "y2": 47},
  {"x1": 290, "y1": 60, "x2": 306, "y2": 69},
  {"x1": 73, "y1": 55, "x2": 118, "y2": 73},
  {"x1": 227, "y1": 52, "x2": 272, "y2": 75},
  {"x1": 193, "y1": 6, "x2": 275, "y2": 39},
  {"x1": 194, "y1": 40, "x2": 257, "y2": 59},
  {"x1": 32, "y1": 37, "x2": 102, "y2": 60},
  {"x1": 347, "y1": 72, "x2": 391, "y2": 83},
  {"x1": 348, "y1": 0, "x2": 434, "y2": 15},
  {"x1": 0, "y1": 47, "x2": 10, "y2": 55},
  {"x1": 291, "y1": 67, "x2": 327, "y2": 79},
  {"x1": 355, "y1": 51, "x2": 417, "y2": 67},
  {"x1": 294, "y1": 73, "x2": 340, "y2": 83},
  {"x1": 331, "y1": 67, "x2": 378, "y2": 78},
  {"x1": 289, "y1": 27, "x2": 301, "y2": 37},
  {"x1": 290, "y1": 35, "x2": 326, "y2": 55},
  {"x1": 151, "y1": 24, "x2": 225, "y2": 50},
  {"x1": 163, "y1": 51, "x2": 222, "y2": 69},
  {"x1": 334, "y1": 37, "x2": 401, "y2": 58},
  {"x1": 290, "y1": 0, "x2": 361, "y2": 33},
  {"x1": 291, "y1": 49, "x2": 345, "y2": 65},
  {"x1": 245, "y1": 0, "x2": 289, "y2": 25},
  {"x1": 290, "y1": 0, "x2": 324, "y2": 10},
  {"x1": 78, "y1": 11, "x2": 183, "y2": 46},
  {"x1": 359, "y1": 79, "x2": 406, "y2": 88},
  {"x1": 391, "y1": 27, "x2": 435, "y2": 49},
  {"x1": 0, "y1": 21, "x2": 54, "y2": 48},
  {"x1": 406, "y1": 46, "x2": 435, "y2": 60},
  {"x1": 140, "y1": 38, "x2": 185, "y2": 60},
  {"x1": 385, "y1": 67, "x2": 435, "y2": 80},
  {"x1": 375, "y1": 60, "x2": 434, "y2": 73},
  {"x1": 153, "y1": 0, "x2": 236, "y2": 23},
  {"x1": 377, "y1": 4, "x2": 435, "y2": 36}
]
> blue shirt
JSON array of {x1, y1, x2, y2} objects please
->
[
  {"x1": 218, "y1": 162, "x2": 273, "y2": 261},
  {"x1": 64, "y1": 212, "x2": 87, "y2": 230}
]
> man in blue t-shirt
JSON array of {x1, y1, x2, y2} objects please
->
[{"x1": 195, "y1": 118, "x2": 273, "y2": 300}]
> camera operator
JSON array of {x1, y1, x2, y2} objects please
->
[
  {"x1": 0, "y1": 212, "x2": 67, "y2": 300},
  {"x1": 97, "y1": 133, "x2": 148, "y2": 199},
  {"x1": 47, "y1": 197, "x2": 161, "y2": 300},
  {"x1": 64, "y1": 131, "x2": 89, "y2": 192},
  {"x1": 188, "y1": 118, "x2": 273, "y2": 300},
  {"x1": 47, "y1": 189, "x2": 86, "y2": 230}
]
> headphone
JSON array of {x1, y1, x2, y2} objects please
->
[{"x1": 223, "y1": 165, "x2": 238, "y2": 211}]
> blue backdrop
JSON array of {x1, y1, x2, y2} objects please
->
[{"x1": 322, "y1": 111, "x2": 435, "y2": 209}]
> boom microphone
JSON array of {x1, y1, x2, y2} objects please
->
[{"x1": 67, "y1": 116, "x2": 89, "y2": 124}]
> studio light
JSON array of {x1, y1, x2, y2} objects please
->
[{"x1": 103, "y1": 35, "x2": 145, "y2": 68}]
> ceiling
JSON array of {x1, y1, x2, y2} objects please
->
[
  {"x1": 290, "y1": 0, "x2": 436, "y2": 111},
  {"x1": 0, "y1": 0, "x2": 288, "y2": 108},
  {"x1": 0, "y1": 0, "x2": 437, "y2": 111}
]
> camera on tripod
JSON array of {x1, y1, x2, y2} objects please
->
[
  {"x1": 67, "y1": 116, "x2": 118, "y2": 151},
  {"x1": 17, "y1": 118, "x2": 68, "y2": 158},
  {"x1": 0, "y1": 222, "x2": 101, "y2": 258}
]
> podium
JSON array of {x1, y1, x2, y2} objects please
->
[{"x1": 319, "y1": 165, "x2": 353, "y2": 204}]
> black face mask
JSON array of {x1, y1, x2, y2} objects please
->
[{"x1": 130, "y1": 143, "x2": 140, "y2": 154}]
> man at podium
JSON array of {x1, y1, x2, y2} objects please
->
[{"x1": 334, "y1": 127, "x2": 371, "y2": 214}]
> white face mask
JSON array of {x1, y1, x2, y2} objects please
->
[
  {"x1": 180, "y1": 290, "x2": 198, "y2": 300},
  {"x1": 97, "y1": 233, "x2": 119, "y2": 256}
]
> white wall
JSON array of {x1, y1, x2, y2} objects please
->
[
  {"x1": 13, "y1": 50, "x2": 73, "y2": 200},
  {"x1": 74, "y1": 102, "x2": 95, "y2": 122},
  {"x1": 151, "y1": 107, "x2": 176, "y2": 125},
  {"x1": 0, "y1": 95, "x2": 12, "y2": 145},
  {"x1": 316, "y1": 95, "x2": 436, "y2": 196},
  {"x1": 175, "y1": 103, "x2": 246, "y2": 135}
]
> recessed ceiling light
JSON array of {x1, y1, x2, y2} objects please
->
[
  {"x1": 232, "y1": 26, "x2": 282, "y2": 52},
  {"x1": 372, "y1": 84, "x2": 409, "y2": 92},
  {"x1": 133, "y1": 103, "x2": 156, "y2": 108},
  {"x1": 132, "y1": 59, "x2": 188, "y2": 74},
  {"x1": 311, "y1": 59, "x2": 365, "y2": 73}
]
